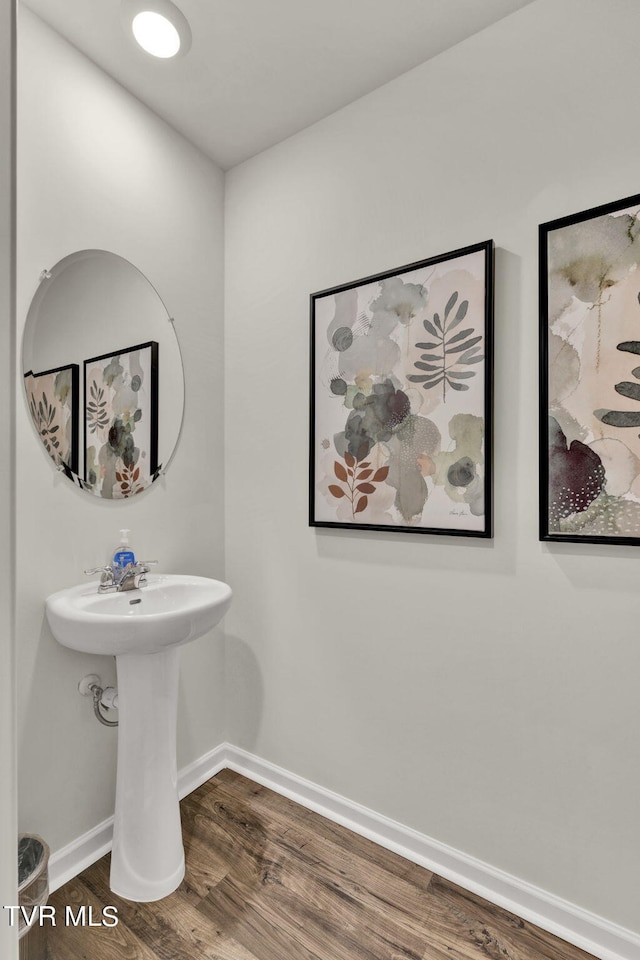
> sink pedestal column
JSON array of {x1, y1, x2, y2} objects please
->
[{"x1": 110, "y1": 648, "x2": 185, "y2": 901}]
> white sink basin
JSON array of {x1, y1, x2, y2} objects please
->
[
  {"x1": 46, "y1": 574, "x2": 232, "y2": 655},
  {"x1": 45, "y1": 573, "x2": 232, "y2": 903}
]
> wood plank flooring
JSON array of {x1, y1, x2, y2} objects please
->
[{"x1": 47, "y1": 770, "x2": 597, "y2": 960}]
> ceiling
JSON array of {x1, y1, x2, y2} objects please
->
[{"x1": 22, "y1": 0, "x2": 535, "y2": 170}]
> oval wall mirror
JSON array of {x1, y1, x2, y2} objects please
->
[{"x1": 22, "y1": 250, "x2": 184, "y2": 498}]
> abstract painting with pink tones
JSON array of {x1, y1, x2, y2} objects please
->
[
  {"x1": 24, "y1": 363, "x2": 79, "y2": 477},
  {"x1": 540, "y1": 193, "x2": 640, "y2": 545},
  {"x1": 310, "y1": 242, "x2": 493, "y2": 537}
]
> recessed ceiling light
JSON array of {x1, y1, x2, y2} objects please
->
[
  {"x1": 122, "y1": 0, "x2": 192, "y2": 60},
  {"x1": 133, "y1": 12, "x2": 181, "y2": 58}
]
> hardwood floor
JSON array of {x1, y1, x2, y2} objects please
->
[{"x1": 47, "y1": 770, "x2": 597, "y2": 960}]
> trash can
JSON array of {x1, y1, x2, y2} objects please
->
[{"x1": 18, "y1": 835, "x2": 50, "y2": 960}]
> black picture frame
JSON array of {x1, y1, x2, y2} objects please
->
[
  {"x1": 310, "y1": 240, "x2": 494, "y2": 537},
  {"x1": 540, "y1": 191, "x2": 640, "y2": 545}
]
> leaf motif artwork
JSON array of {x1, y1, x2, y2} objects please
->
[
  {"x1": 84, "y1": 341, "x2": 159, "y2": 499},
  {"x1": 115, "y1": 461, "x2": 146, "y2": 498},
  {"x1": 310, "y1": 242, "x2": 493, "y2": 537},
  {"x1": 541, "y1": 192, "x2": 640, "y2": 544},
  {"x1": 86, "y1": 381, "x2": 110, "y2": 434},
  {"x1": 24, "y1": 364, "x2": 79, "y2": 476},
  {"x1": 409, "y1": 289, "x2": 484, "y2": 400},
  {"x1": 328, "y1": 457, "x2": 390, "y2": 519}
]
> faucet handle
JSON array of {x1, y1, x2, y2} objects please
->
[
  {"x1": 136, "y1": 560, "x2": 158, "y2": 568},
  {"x1": 84, "y1": 564, "x2": 113, "y2": 577},
  {"x1": 84, "y1": 564, "x2": 116, "y2": 589}
]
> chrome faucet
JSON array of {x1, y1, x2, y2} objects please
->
[{"x1": 84, "y1": 561, "x2": 158, "y2": 593}]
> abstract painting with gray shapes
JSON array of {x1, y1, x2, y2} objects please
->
[
  {"x1": 84, "y1": 341, "x2": 158, "y2": 499},
  {"x1": 542, "y1": 193, "x2": 640, "y2": 542},
  {"x1": 311, "y1": 243, "x2": 492, "y2": 536}
]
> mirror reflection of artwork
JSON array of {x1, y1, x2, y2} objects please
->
[
  {"x1": 84, "y1": 341, "x2": 159, "y2": 499},
  {"x1": 22, "y1": 250, "x2": 184, "y2": 498},
  {"x1": 24, "y1": 364, "x2": 79, "y2": 476}
]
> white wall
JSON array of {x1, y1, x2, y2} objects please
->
[
  {"x1": 17, "y1": 7, "x2": 226, "y2": 853},
  {"x1": 225, "y1": 0, "x2": 640, "y2": 934},
  {"x1": 1, "y1": 0, "x2": 17, "y2": 954}
]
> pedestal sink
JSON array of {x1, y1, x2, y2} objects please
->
[{"x1": 45, "y1": 574, "x2": 232, "y2": 902}]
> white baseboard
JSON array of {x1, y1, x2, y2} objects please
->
[
  {"x1": 176, "y1": 741, "x2": 229, "y2": 800},
  {"x1": 47, "y1": 816, "x2": 113, "y2": 895},
  {"x1": 49, "y1": 741, "x2": 640, "y2": 960},
  {"x1": 226, "y1": 745, "x2": 639, "y2": 960}
]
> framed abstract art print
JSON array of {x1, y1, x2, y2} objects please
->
[
  {"x1": 24, "y1": 363, "x2": 79, "y2": 477},
  {"x1": 540, "y1": 192, "x2": 640, "y2": 544},
  {"x1": 84, "y1": 340, "x2": 159, "y2": 499},
  {"x1": 310, "y1": 241, "x2": 494, "y2": 537}
]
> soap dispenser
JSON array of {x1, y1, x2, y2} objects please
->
[{"x1": 113, "y1": 529, "x2": 136, "y2": 571}]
